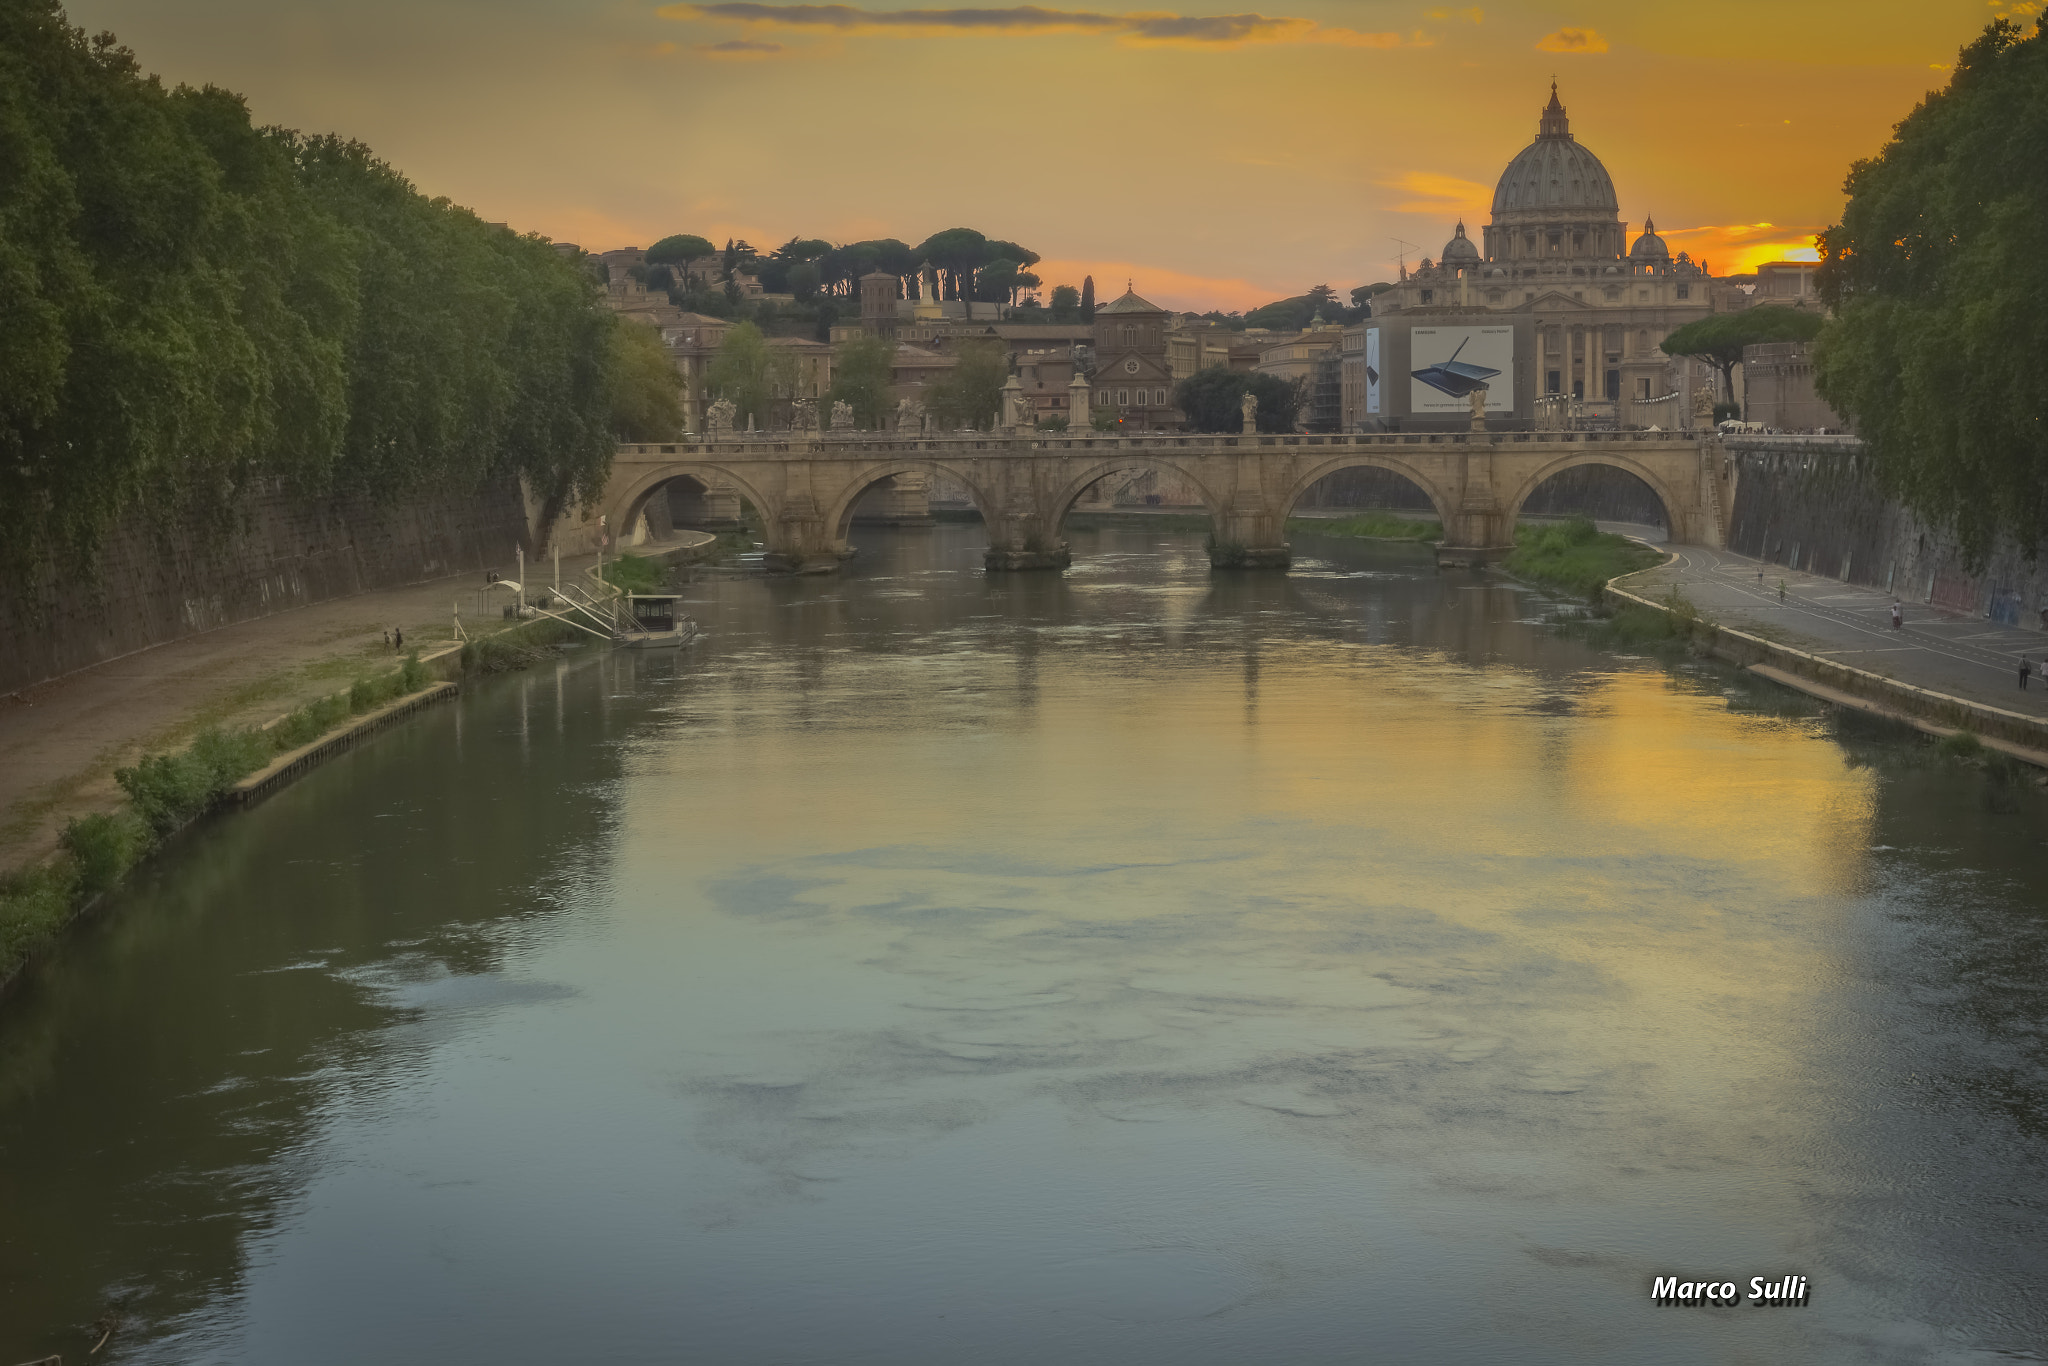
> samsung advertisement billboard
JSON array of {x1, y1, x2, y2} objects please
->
[{"x1": 1409, "y1": 326, "x2": 1515, "y2": 414}]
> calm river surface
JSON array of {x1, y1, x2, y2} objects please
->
[{"x1": 4, "y1": 523, "x2": 2046, "y2": 1364}]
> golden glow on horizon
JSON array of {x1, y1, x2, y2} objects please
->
[{"x1": 59, "y1": 0, "x2": 1988, "y2": 310}]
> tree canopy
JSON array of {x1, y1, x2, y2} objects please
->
[
  {"x1": 647, "y1": 233, "x2": 716, "y2": 267},
  {"x1": 1172, "y1": 368, "x2": 1303, "y2": 433},
  {"x1": 0, "y1": 2, "x2": 621, "y2": 573},
  {"x1": 827, "y1": 334, "x2": 895, "y2": 429},
  {"x1": 1661, "y1": 305, "x2": 1825, "y2": 403},
  {"x1": 609, "y1": 321, "x2": 683, "y2": 441},
  {"x1": 1812, "y1": 16, "x2": 2048, "y2": 561},
  {"x1": 927, "y1": 341, "x2": 1007, "y2": 430},
  {"x1": 705, "y1": 321, "x2": 797, "y2": 429}
]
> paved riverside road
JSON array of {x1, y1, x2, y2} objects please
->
[
  {"x1": 1628, "y1": 543, "x2": 2048, "y2": 721},
  {"x1": 0, "y1": 536, "x2": 707, "y2": 878}
]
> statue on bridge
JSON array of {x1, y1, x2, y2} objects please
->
[
  {"x1": 706, "y1": 397, "x2": 737, "y2": 437},
  {"x1": 1692, "y1": 380, "x2": 1717, "y2": 426},
  {"x1": 1469, "y1": 385, "x2": 1488, "y2": 431},
  {"x1": 791, "y1": 397, "x2": 817, "y2": 433},
  {"x1": 831, "y1": 399, "x2": 854, "y2": 432},
  {"x1": 1241, "y1": 390, "x2": 1257, "y2": 434},
  {"x1": 896, "y1": 396, "x2": 916, "y2": 432}
]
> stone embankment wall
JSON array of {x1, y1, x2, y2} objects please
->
[
  {"x1": 1724, "y1": 439, "x2": 2048, "y2": 628},
  {"x1": 4, "y1": 478, "x2": 529, "y2": 695}
]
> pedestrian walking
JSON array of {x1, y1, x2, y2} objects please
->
[
  {"x1": 2021, "y1": 657, "x2": 2033, "y2": 691},
  {"x1": 1890, "y1": 600, "x2": 1902, "y2": 630},
  {"x1": 383, "y1": 629, "x2": 391, "y2": 649},
  {"x1": 393, "y1": 625, "x2": 403, "y2": 651},
  {"x1": 1777, "y1": 579, "x2": 1787, "y2": 603}
]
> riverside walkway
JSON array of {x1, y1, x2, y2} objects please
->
[
  {"x1": 0, "y1": 536, "x2": 706, "y2": 879},
  {"x1": 1630, "y1": 543, "x2": 2048, "y2": 722}
]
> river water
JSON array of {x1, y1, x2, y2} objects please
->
[{"x1": 3, "y1": 523, "x2": 2045, "y2": 1364}]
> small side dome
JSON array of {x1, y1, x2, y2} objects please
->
[
  {"x1": 1440, "y1": 221, "x2": 1482, "y2": 265},
  {"x1": 1629, "y1": 216, "x2": 1671, "y2": 262}
]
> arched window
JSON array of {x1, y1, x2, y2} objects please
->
[
  {"x1": 1154, "y1": 388, "x2": 1167, "y2": 405},
  {"x1": 1117, "y1": 389, "x2": 1129, "y2": 406},
  {"x1": 1121, "y1": 325, "x2": 1136, "y2": 347}
]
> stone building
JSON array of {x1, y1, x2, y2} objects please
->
[
  {"x1": 1378, "y1": 83, "x2": 1722, "y2": 427},
  {"x1": 1166, "y1": 321, "x2": 1269, "y2": 382},
  {"x1": 1741, "y1": 342, "x2": 1845, "y2": 432},
  {"x1": 1092, "y1": 286, "x2": 1177, "y2": 429}
]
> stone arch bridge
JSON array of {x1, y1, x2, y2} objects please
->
[{"x1": 583, "y1": 431, "x2": 1732, "y2": 572}]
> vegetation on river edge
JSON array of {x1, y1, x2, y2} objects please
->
[
  {"x1": 1289, "y1": 513, "x2": 1444, "y2": 543},
  {"x1": 1500, "y1": 518, "x2": 1665, "y2": 598},
  {"x1": 0, "y1": 651, "x2": 433, "y2": 982}
]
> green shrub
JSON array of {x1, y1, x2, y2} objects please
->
[
  {"x1": 270, "y1": 693, "x2": 351, "y2": 751},
  {"x1": 1288, "y1": 513, "x2": 1442, "y2": 542},
  {"x1": 1503, "y1": 520, "x2": 1663, "y2": 598},
  {"x1": 61, "y1": 811, "x2": 149, "y2": 898},
  {"x1": 117, "y1": 727, "x2": 269, "y2": 836},
  {"x1": 400, "y1": 650, "x2": 428, "y2": 692},
  {"x1": 601, "y1": 553, "x2": 666, "y2": 594},
  {"x1": 1939, "y1": 729, "x2": 1986, "y2": 760},
  {"x1": 0, "y1": 865, "x2": 75, "y2": 978}
]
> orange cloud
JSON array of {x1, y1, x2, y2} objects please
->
[
  {"x1": 1651, "y1": 222, "x2": 1827, "y2": 274},
  {"x1": 1380, "y1": 171, "x2": 1492, "y2": 218},
  {"x1": 1536, "y1": 26, "x2": 1607, "y2": 53},
  {"x1": 659, "y1": 4, "x2": 1417, "y2": 49}
]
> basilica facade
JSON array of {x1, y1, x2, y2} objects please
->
[{"x1": 1376, "y1": 84, "x2": 1716, "y2": 424}]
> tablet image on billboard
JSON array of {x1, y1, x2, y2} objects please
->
[{"x1": 1410, "y1": 326, "x2": 1513, "y2": 412}]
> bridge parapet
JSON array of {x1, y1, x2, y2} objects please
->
[{"x1": 616, "y1": 429, "x2": 1708, "y2": 463}]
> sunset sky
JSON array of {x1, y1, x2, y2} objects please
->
[{"x1": 68, "y1": 0, "x2": 2015, "y2": 310}]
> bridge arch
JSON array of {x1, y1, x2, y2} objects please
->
[
  {"x1": 1048, "y1": 457, "x2": 1226, "y2": 534},
  {"x1": 609, "y1": 463, "x2": 775, "y2": 541},
  {"x1": 1501, "y1": 452, "x2": 1682, "y2": 534},
  {"x1": 824, "y1": 460, "x2": 999, "y2": 543},
  {"x1": 1277, "y1": 454, "x2": 1454, "y2": 526}
]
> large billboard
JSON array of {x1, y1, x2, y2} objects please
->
[
  {"x1": 1365, "y1": 327, "x2": 1381, "y2": 415},
  {"x1": 1409, "y1": 326, "x2": 1514, "y2": 413}
]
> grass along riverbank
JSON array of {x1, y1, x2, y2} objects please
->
[
  {"x1": 1500, "y1": 518, "x2": 1664, "y2": 598},
  {"x1": 1288, "y1": 513, "x2": 1443, "y2": 543},
  {"x1": 1, "y1": 646, "x2": 470, "y2": 989}
]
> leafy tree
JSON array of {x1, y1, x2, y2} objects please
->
[
  {"x1": 0, "y1": 5, "x2": 618, "y2": 573},
  {"x1": 927, "y1": 340, "x2": 1007, "y2": 429},
  {"x1": 827, "y1": 333, "x2": 896, "y2": 429},
  {"x1": 1172, "y1": 368, "x2": 1303, "y2": 433},
  {"x1": 976, "y1": 259, "x2": 1024, "y2": 304},
  {"x1": 1080, "y1": 276, "x2": 1095, "y2": 321},
  {"x1": 1049, "y1": 284, "x2": 1081, "y2": 322},
  {"x1": 787, "y1": 261, "x2": 821, "y2": 300},
  {"x1": 1661, "y1": 305, "x2": 1824, "y2": 405},
  {"x1": 1813, "y1": 16, "x2": 2048, "y2": 560},
  {"x1": 1305, "y1": 284, "x2": 1337, "y2": 315},
  {"x1": 916, "y1": 227, "x2": 993, "y2": 302},
  {"x1": 706, "y1": 321, "x2": 788, "y2": 428},
  {"x1": 609, "y1": 321, "x2": 682, "y2": 440},
  {"x1": 648, "y1": 233, "x2": 716, "y2": 268}
]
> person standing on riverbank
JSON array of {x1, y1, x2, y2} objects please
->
[
  {"x1": 2022, "y1": 657, "x2": 2033, "y2": 691},
  {"x1": 1891, "y1": 600, "x2": 1903, "y2": 630}
]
